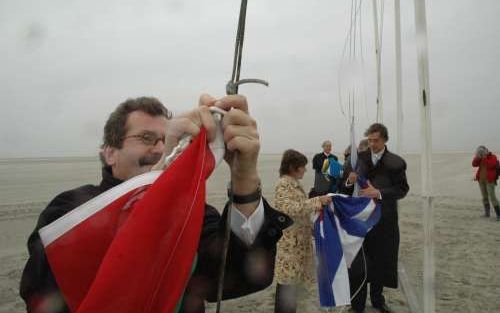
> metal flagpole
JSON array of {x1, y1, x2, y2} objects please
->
[
  {"x1": 394, "y1": 4, "x2": 423, "y2": 313},
  {"x1": 413, "y1": 1, "x2": 435, "y2": 313},
  {"x1": 395, "y1": 0, "x2": 403, "y2": 154},
  {"x1": 216, "y1": 1, "x2": 268, "y2": 312},
  {"x1": 372, "y1": 0, "x2": 383, "y2": 122}
]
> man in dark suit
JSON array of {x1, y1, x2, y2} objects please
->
[
  {"x1": 311, "y1": 140, "x2": 338, "y2": 196},
  {"x1": 342, "y1": 123, "x2": 409, "y2": 313}
]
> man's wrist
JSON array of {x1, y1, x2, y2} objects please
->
[
  {"x1": 228, "y1": 182, "x2": 262, "y2": 204},
  {"x1": 231, "y1": 171, "x2": 260, "y2": 195},
  {"x1": 229, "y1": 171, "x2": 261, "y2": 217}
]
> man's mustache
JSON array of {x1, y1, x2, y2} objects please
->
[{"x1": 138, "y1": 153, "x2": 163, "y2": 166}]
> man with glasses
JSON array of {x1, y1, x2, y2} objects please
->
[
  {"x1": 343, "y1": 123, "x2": 409, "y2": 313},
  {"x1": 20, "y1": 94, "x2": 292, "y2": 313}
]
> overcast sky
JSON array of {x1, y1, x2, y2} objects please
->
[{"x1": 1, "y1": 0, "x2": 499, "y2": 158}]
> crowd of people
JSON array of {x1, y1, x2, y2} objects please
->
[
  {"x1": 269, "y1": 128, "x2": 500, "y2": 313},
  {"x1": 28, "y1": 93, "x2": 500, "y2": 313},
  {"x1": 20, "y1": 105, "x2": 413, "y2": 313},
  {"x1": 272, "y1": 123, "x2": 409, "y2": 313}
]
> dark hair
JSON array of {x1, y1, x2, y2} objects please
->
[
  {"x1": 102, "y1": 97, "x2": 172, "y2": 149},
  {"x1": 358, "y1": 139, "x2": 369, "y2": 151},
  {"x1": 364, "y1": 123, "x2": 389, "y2": 141},
  {"x1": 476, "y1": 145, "x2": 488, "y2": 158},
  {"x1": 344, "y1": 145, "x2": 351, "y2": 158},
  {"x1": 279, "y1": 149, "x2": 308, "y2": 176}
]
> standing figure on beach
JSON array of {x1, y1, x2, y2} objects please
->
[
  {"x1": 19, "y1": 95, "x2": 292, "y2": 313},
  {"x1": 472, "y1": 145, "x2": 500, "y2": 220},
  {"x1": 312, "y1": 140, "x2": 339, "y2": 196},
  {"x1": 273, "y1": 149, "x2": 332, "y2": 313},
  {"x1": 342, "y1": 123, "x2": 409, "y2": 313},
  {"x1": 343, "y1": 139, "x2": 369, "y2": 170}
]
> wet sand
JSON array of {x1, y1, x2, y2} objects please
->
[{"x1": 1, "y1": 153, "x2": 499, "y2": 312}]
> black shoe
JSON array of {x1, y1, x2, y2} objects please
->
[
  {"x1": 373, "y1": 303, "x2": 394, "y2": 313},
  {"x1": 349, "y1": 309, "x2": 365, "y2": 313}
]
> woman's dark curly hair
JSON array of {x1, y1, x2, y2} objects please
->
[{"x1": 279, "y1": 149, "x2": 308, "y2": 176}]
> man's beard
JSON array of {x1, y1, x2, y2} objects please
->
[{"x1": 138, "y1": 153, "x2": 163, "y2": 167}]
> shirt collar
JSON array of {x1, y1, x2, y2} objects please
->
[
  {"x1": 371, "y1": 146, "x2": 386, "y2": 165},
  {"x1": 372, "y1": 146, "x2": 385, "y2": 158}
]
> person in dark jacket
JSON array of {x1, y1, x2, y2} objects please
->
[
  {"x1": 20, "y1": 95, "x2": 292, "y2": 313},
  {"x1": 341, "y1": 123, "x2": 409, "y2": 313},
  {"x1": 311, "y1": 140, "x2": 338, "y2": 196},
  {"x1": 472, "y1": 145, "x2": 500, "y2": 220}
]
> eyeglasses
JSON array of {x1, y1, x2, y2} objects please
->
[{"x1": 122, "y1": 132, "x2": 165, "y2": 146}]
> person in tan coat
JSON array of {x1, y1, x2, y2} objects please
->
[{"x1": 273, "y1": 149, "x2": 332, "y2": 313}]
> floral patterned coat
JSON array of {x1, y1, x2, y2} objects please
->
[{"x1": 273, "y1": 175, "x2": 322, "y2": 285}]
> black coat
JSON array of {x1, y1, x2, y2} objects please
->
[
  {"x1": 20, "y1": 167, "x2": 292, "y2": 313},
  {"x1": 312, "y1": 152, "x2": 338, "y2": 195},
  {"x1": 342, "y1": 148, "x2": 409, "y2": 287},
  {"x1": 312, "y1": 152, "x2": 338, "y2": 173}
]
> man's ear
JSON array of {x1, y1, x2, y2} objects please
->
[{"x1": 102, "y1": 146, "x2": 117, "y2": 167}]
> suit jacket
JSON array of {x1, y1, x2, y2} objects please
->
[
  {"x1": 20, "y1": 167, "x2": 292, "y2": 313},
  {"x1": 342, "y1": 148, "x2": 409, "y2": 287}
]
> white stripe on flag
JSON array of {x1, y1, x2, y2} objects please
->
[
  {"x1": 335, "y1": 209, "x2": 363, "y2": 268},
  {"x1": 331, "y1": 255, "x2": 351, "y2": 306},
  {"x1": 353, "y1": 199, "x2": 376, "y2": 221},
  {"x1": 39, "y1": 170, "x2": 162, "y2": 246}
]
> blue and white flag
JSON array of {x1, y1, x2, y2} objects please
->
[{"x1": 313, "y1": 194, "x2": 381, "y2": 307}]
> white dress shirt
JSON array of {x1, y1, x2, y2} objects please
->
[
  {"x1": 370, "y1": 148, "x2": 385, "y2": 199},
  {"x1": 230, "y1": 198, "x2": 265, "y2": 245},
  {"x1": 371, "y1": 147, "x2": 385, "y2": 166}
]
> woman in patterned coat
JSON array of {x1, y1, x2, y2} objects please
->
[{"x1": 273, "y1": 149, "x2": 332, "y2": 313}]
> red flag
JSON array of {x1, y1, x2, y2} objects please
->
[{"x1": 40, "y1": 129, "x2": 215, "y2": 313}]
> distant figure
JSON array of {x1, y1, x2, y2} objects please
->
[
  {"x1": 342, "y1": 139, "x2": 370, "y2": 186},
  {"x1": 344, "y1": 139, "x2": 369, "y2": 163},
  {"x1": 358, "y1": 138, "x2": 369, "y2": 152},
  {"x1": 472, "y1": 145, "x2": 500, "y2": 220},
  {"x1": 312, "y1": 140, "x2": 339, "y2": 196},
  {"x1": 273, "y1": 149, "x2": 332, "y2": 313},
  {"x1": 343, "y1": 144, "x2": 352, "y2": 161},
  {"x1": 342, "y1": 123, "x2": 409, "y2": 313}
]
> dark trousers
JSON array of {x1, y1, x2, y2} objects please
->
[
  {"x1": 349, "y1": 250, "x2": 386, "y2": 310},
  {"x1": 274, "y1": 283, "x2": 297, "y2": 313},
  {"x1": 350, "y1": 281, "x2": 386, "y2": 310}
]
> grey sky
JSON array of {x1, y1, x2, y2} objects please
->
[{"x1": 1, "y1": 0, "x2": 499, "y2": 158}]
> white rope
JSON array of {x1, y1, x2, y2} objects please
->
[
  {"x1": 337, "y1": 0, "x2": 364, "y2": 121},
  {"x1": 337, "y1": 0, "x2": 362, "y2": 119},
  {"x1": 336, "y1": 3, "x2": 374, "y2": 310}
]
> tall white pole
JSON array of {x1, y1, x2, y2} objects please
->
[
  {"x1": 372, "y1": 0, "x2": 383, "y2": 122},
  {"x1": 413, "y1": 1, "x2": 435, "y2": 313},
  {"x1": 395, "y1": 2, "x2": 423, "y2": 313},
  {"x1": 395, "y1": 0, "x2": 403, "y2": 154}
]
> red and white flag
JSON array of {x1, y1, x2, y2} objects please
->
[{"x1": 39, "y1": 128, "x2": 219, "y2": 313}]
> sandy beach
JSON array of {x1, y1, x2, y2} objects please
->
[{"x1": 1, "y1": 153, "x2": 499, "y2": 313}]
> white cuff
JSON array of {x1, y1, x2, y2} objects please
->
[{"x1": 230, "y1": 198, "x2": 265, "y2": 245}]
